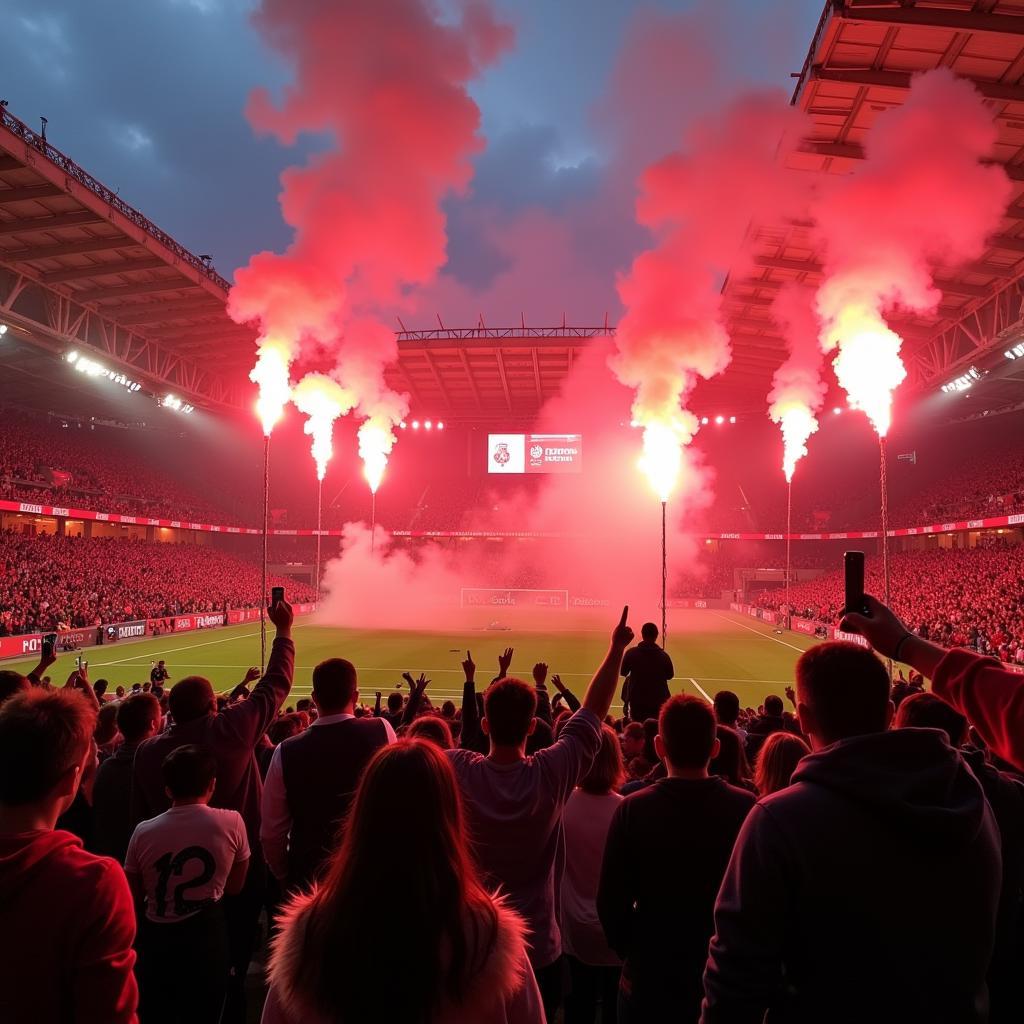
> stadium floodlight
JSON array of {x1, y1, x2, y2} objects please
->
[
  {"x1": 437, "y1": 421, "x2": 444, "y2": 430},
  {"x1": 0, "y1": 323, "x2": 7, "y2": 335},
  {"x1": 424, "y1": 420, "x2": 433, "y2": 430},
  {"x1": 399, "y1": 421, "x2": 407, "y2": 429},
  {"x1": 162, "y1": 394, "x2": 183, "y2": 411},
  {"x1": 833, "y1": 407, "x2": 842, "y2": 414},
  {"x1": 1005, "y1": 343, "x2": 1024, "y2": 360},
  {"x1": 729, "y1": 416, "x2": 736, "y2": 424},
  {"x1": 66, "y1": 350, "x2": 78, "y2": 364},
  {"x1": 412, "y1": 420, "x2": 420, "y2": 429},
  {"x1": 714, "y1": 415, "x2": 724, "y2": 425},
  {"x1": 700, "y1": 416, "x2": 709, "y2": 425},
  {"x1": 940, "y1": 366, "x2": 984, "y2": 394}
]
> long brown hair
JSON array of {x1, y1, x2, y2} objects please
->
[
  {"x1": 293, "y1": 740, "x2": 497, "y2": 1021},
  {"x1": 755, "y1": 731, "x2": 810, "y2": 796}
]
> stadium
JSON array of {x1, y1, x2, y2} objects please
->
[{"x1": 3, "y1": 2, "x2": 1024, "y2": 1023}]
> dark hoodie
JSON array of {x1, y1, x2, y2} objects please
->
[
  {"x1": 702, "y1": 728, "x2": 1001, "y2": 1024},
  {"x1": 0, "y1": 829, "x2": 138, "y2": 1023}
]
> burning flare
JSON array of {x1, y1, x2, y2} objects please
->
[
  {"x1": 358, "y1": 419, "x2": 393, "y2": 494},
  {"x1": 637, "y1": 413, "x2": 697, "y2": 502},
  {"x1": 774, "y1": 403, "x2": 819, "y2": 483},
  {"x1": 292, "y1": 373, "x2": 355, "y2": 481},
  {"x1": 250, "y1": 339, "x2": 292, "y2": 437}
]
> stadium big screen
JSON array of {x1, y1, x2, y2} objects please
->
[{"x1": 486, "y1": 433, "x2": 583, "y2": 474}]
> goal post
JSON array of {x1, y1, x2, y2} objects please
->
[{"x1": 460, "y1": 588, "x2": 570, "y2": 610}]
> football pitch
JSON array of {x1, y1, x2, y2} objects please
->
[{"x1": 5, "y1": 609, "x2": 821, "y2": 713}]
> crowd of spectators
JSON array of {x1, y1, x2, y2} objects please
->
[
  {"x1": 756, "y1": 540, "x2": 1024, "y2": 666},
  {"x1": 3, "y1": 596, "x2": 1024, "y2": 1023},
  {"x1": 0, "y1": 532, "x2": 314, "y2": 636},
  {"x1": 0, "y1": 412, "x2": 236, "y2": 522}
]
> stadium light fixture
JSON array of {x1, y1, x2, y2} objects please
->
[
  {"x1": 833, "y1": 407, "x2": 842, "y2": 415},
  {"x1": 437, "y1": 421, "x2": 445, "y2": 431},
  {"x1": 1005, "y1": 343, "x2": 1024, "y2": 360},
  {"x1": 66, "y1": 350, "x2": 78, "y2": 364},
  {"x1": 729, "y1": 416, "x2": 736, "y2": 424},
  {"x1": 399, "y1": 421, "x2": 407, "y2": 430},
  {"x1": 412, "y1": 420, "x2": 420, "y2": 429},
  {"x1": 424, "y1": 420, "x2": 433, "y2": 430},
  {"x1": 0, "y1": 323, "x2": 7, "y2": 336},
  {"x1": 940, "y1": 366, "x2": 984, "y2": 394},
  {"x1": 700, "y1": 416, "x2": 709, "y2": 425},
  {"x1": 714, "y1": 415, "x2": 724, "y2": 425}
]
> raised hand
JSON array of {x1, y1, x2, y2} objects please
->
[
  {"x1": 498, "y1": 647, "x2": 514, "y2": 678},
  {"x1": 785, "y1": 685, "x2": 796, "y2": 707},
  {"x1": 839, "y1": 594, "x2": 910, "y2": 659},
  {"x1": 551, "y1": 674, "x2": 567, "y2": 693},
  {"x1": 612, "y1": 606, "x2": 634, "y2": 651},
  {"x1": 402, "y1": 672, "x2": 416, "y2": 689},
  {"x1": 462, "y1": 650, "x2": 476, "y2": 683},
  {"x1": 244, "y1": 666, "x2": 261, "y2": 684},
  {"x1": 268, "y1": 598, "x2": 294, "y2": 636},
  {"x1": 532, "y1": 662, "x2": 548, "y2": 687},
  {"x1": 415, "y1": 673, "x2": 430, "y2": 690}
]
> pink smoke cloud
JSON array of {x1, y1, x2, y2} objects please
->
[{"x1": 811, "y1": 68, "x2": 1012, "y2": 436}]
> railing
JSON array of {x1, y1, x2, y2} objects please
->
[{"x1": 0, "y1": 106, "x2": 230, "y2": 292}]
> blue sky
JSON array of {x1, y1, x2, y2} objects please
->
[{"x1": 3, "y1": 0, "x2": 826, "y2": 323}]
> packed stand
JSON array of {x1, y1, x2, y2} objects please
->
[
  {"x1": 0, "y1": 532, "x2": 315, "y2": 636},
  {"x1": 4, "y1": 593, "x2": 1024, "y2": 1023},
  {"x1": 756, "y1": 541, "x2": 1024, "y2": 665},
  {"x1": 0, "y1": 410, "x2": 237, "y2": 521}
]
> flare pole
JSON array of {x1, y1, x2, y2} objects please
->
[
  {"x1": 786, "y1": 479, "x2": 793, "y2": 628},
  {"x1": 661, "y1": 500, "x2": 668, "y2": 648},
  {"x1": 315, "y1": 477, "x2": 323, "y2": 604},
  {"x1": 261, "y1": 434, "x2": 270, "y2": 672}
]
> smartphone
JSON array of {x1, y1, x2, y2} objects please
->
[
  {"x1": 42, "y1": 633, "x2": 57, "y2": 659},
  {"x1": 76, "y1": 655, "x2": 83, "y2": 670},
  {"x1": 844, "y1": 550, "x2": 866, "y2": 616},
  {"x1": 271, "y1": 586, "x2": 285, "y2": 606}
]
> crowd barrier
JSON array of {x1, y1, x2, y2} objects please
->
[
  {"x1": 0, "y1": 602, "x2": 316, "y2": 662},
  {"x1": 4, "y1": 498, "x2": 1023, "y2": 543}
]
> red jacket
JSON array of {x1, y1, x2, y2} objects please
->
[
  {"x1": 0, "y1": 829, "x2": 138, "y2": 1023},
  {"x1": 933, "y1": 648, "x2": 1024, "y2": 772}
]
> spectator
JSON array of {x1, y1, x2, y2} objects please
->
[
  {"x1": 713, "y1": 689, "x2": 746, "y2": 741},
  {"x1": 93, "y1": 693, "x2": 161, "y2": 862},
  {"x1": 561, "y1": 725, "x2": 625, "y2": 1024},
  {"x1": 894, "y1": 690, "x2": 1024, "y2": 1024},
  {"x1": 262, "y1": 740, "x2": 544, "y2": 1023},
  {"x1": 843, "y1": 593, "x2": 1024, "y2": 772},
  {"x1": 261, "y1": 657, "x2": 394, "y2": 890},
  {"x1": 709, "y1": 725, "x2": 754, "y2": 791},
  {"x1": 406, "y1": 714, "x2": 453, "y2": 749},
  {"x1": 619, "y1": 622, "x2": 673, "y2": 723},
  {"x1": 0, "y1": 689, "x2": 138, "y2": 1023},
  {"x1": 447, "y1": 609, "x2": 633, "y2": 1020},
  {"x1": 599, "y1": 696, "x2": 755, "y2": 1022},
  {"x1": 131, "y1": 599, "x2": 294, "y2": 1023},
  {"x1": 702, "y1": 642, "x2": 1001, "y2": 1023},
  {"x1": 125, "y1": 745, "x2": 249, "y2": 1024},
  {"x1": 743, "y1": 694, "x2": 789, "y2": 761},
  {"x1": 753, "y1": 732, "x2": 810, "y2": 796}
]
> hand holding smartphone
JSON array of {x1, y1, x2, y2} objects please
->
[
  {"x1": 42, "y1": 633, "x2": 57, "y2": 660},
  {"x1": 844, "y1": 550, "x2": 867, "y2": 617},
  {"x1": 271, "y1": 586, "x2": 285, "y2": 607}
]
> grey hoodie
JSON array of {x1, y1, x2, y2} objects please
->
[{"x1": 702, "y1": 728, "x2": 1001, "y2": 1024}]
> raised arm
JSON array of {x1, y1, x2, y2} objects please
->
[
  {"x1": 533, "y1": 663, "x2": 553, "y2": 726},
  {"x1": 459, "y1": 651, "x2": 483, "y2": 750},
  {"x1": 218, "y1": 600, "x2": 294, "y2": 746},
  {"x1": 401, "y1": 673, "x2": 430, "y2": 725},
  {"x1": 582, "y1": 606, "x2": 634, "y2": 720},
  {"x1": 551, "y1": 674, "x2": 581, "y2": 713}
]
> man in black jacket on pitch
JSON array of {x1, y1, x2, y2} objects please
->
[
  {"x1": 619, "y1": 622, "x2": 673, "y2": 723},
  {"x1": 599, "y1": 695, "x2": 754, "y2": 1022},
  {"x1": 702, "y1": 642, "x2": 1001, "y2": 1024}
]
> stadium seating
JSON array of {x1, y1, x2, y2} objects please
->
[{"x1": 0, "y1": 531, "x2": 314, "y2": 636}]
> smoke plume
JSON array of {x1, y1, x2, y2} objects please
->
[
  {"x1": 612, "y1": 92, "x2": 806, "y2": 501},
  {"x1": 767, "y1": 285, "x2": 826, "y2": 482},
  {"x1": 811, "y1": 69, "x2": 1011, "y2": 437},
  {"x1": 229, "y1": 0, "x2": 513, "y2": 475},
  {"x1": 291, "y1": 373, "x2": 355, "y2": 481}
]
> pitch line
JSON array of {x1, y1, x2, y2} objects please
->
[
  {"x1": 708, "y1": 611, "x2": 810, "y2": 654},
  {"x1": 687, "y1": 677, "x2": 713, "y2": 703}
]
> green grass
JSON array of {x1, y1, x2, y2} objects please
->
[{"x1": 6, "y1": 609, "x2": 821, "y2": 712}]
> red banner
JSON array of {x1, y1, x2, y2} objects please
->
[
  {"x1": 0, "y1": 633, "x2": 43, "y2": 659},
  {"x1": 792, "y1": 617, "x2": 817, "y2": 635}
]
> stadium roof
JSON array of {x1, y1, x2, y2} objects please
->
[
  {"x1": 5, "y1": 0, "x2": 1024, "y2": 424},
  {"x1": 718, "y1": 0, "x2": 1024, "y2": 413}
]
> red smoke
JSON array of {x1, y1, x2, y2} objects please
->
[
  {"x1": 811, "y1": 69, "x2": 1011, "y2": 436},
  {"x1": 612, "y1": 92, "x2": 807, "y2": 500},
  {"x1": 229, "y1": 0, "x2": 513, "y2": 463}
]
